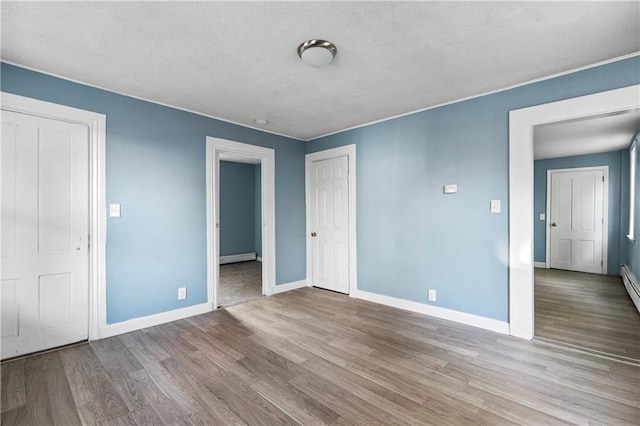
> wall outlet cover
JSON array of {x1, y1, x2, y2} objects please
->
[
  {"x1": 178, "y1": 287, "x2": 187, "y2": 300},
  {"x1": 428, "y1": 289, "x2": 437, "y2": 302}
]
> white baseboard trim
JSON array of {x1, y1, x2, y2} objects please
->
[
  {"x1": 100, "y1": 302, "x2": 213, "y2": 339},
  {"x1": 350, "y1": 289, "x2": 510, "y2": 335},
  {"x1": 621, "y1": 264, "x2": 640, "y2": 314},
  {"x1": 534, "y1": 262, "x2": 547, "y2": 268},
  {"x1": 219, "y1": 252, "x2": 256, "y2": 264},
  {"x1": 272, "y1": 279, "x2": 307, "y2": 294},
  {"x1": 257, "y1": 257, "x2": 262, "y2": 262}
]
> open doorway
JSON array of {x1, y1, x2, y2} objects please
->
[
  {"x1": 218, "y1": 161, "x2": 263, "y2": 307},
  {"x1": 509, "y1": 85, "x2": 640, "y2": 361},
  {"x1": 206, "y1": 137, "x2": 275, "y2": 311},
  {"x1": 532, "y1": 137, "x2": 638, "y2": 361}
]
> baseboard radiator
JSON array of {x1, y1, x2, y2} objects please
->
[
  {"x1": 220, "y1": 252, "x2": 257, "y2": 265},
  {"x1": 621, "y1": 264, "x2": 640, "y2": 314}
]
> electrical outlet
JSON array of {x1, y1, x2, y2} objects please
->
[
  {"x1": 428, "y1": 289, "x2": 436, "y2": 302},
  {"x1": 178, "y1": 287, "x2": 187, "y2": 300}
]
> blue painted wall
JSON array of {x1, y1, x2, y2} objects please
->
[
  {"x1": 0, "y1": 62, "x2": 306, "y2": 324},
  {"x1": 533, "y1": 151, "x2": 626, "y2": 275},
  {"x1": 307, "y1": 56, "x2": 640, "y2": 322},
  {"x1": 627, "y1": 132, "x2": 640, "y2": 281},
  {"x1": 3, "y1": 56, "x2": 639, "y2": 325},
  {"x1": 220, "y1": 161, "x2": 256, "y2": 256},
  {"x1": 254, "y1": 165, "x2": 263, "y2": 258}
]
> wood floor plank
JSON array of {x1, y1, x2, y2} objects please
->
[
  {"x1": 91, "y1": 336, "x2": 144, "y2": 374},
  {"x1": 535, "y1": 268, "x2": 640, "y2": 361},
  {"x1": 22, "y1": 353, "x2": 55, "y2": 425},
  {"x1": 0, "y1": 406, "x2": 27, "y2": 425},
  {"x1": 42, "y1": 352, "x2": 82, "y2": 426},
  {"x1": 0, "y1": 358, "x2": 25, "y2": 412},
  {"x1": 2, "y1": 286, "x2": 639, "y2": 425}
]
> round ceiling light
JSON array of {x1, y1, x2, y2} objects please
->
[{"x1": 297, "y1": 40, "x2": 337, "y2": 67}]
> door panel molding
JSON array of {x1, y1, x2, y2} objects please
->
[
  {"x1": 1, "y1": 91, "x2": 107, "y2": 345},
  {"x1": 305, "y1": 145, "x2": 357, "y2": 295},
  {"x1": 545, "y1": 166, "x2": 608, "y2": 274}
]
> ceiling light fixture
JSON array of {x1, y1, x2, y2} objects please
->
[
  {"x1": 254, "y1": 118, "x2": 269, "y2": 125},
  {"x1": 297, "y1": 39, "x2": 337, "y2": 67}
]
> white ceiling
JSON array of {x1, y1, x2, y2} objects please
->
[
  {"x1": 534, "y1": 109, "x2": 640, "y2": 160},
  {"x1": 1, "y1": 2, "x2": 639, "y2": 141}
]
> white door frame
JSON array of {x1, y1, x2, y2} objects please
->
[
  {"x1": 305, "y1": 144, "x2": 357, "y2": 294},
  {"x1": 205, "y1": 137, "x2": 275, "y2": 308},
  {"x1": 1, "y1": 91, "x2": 107, "y2": 341},
  {"x1": 509, "y1": 84, "x2": 639, "y2": 340},
  {"x1": 545, "y1": 166, "x2": 609, "y2": 273}
]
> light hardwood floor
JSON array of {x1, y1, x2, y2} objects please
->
[
  {"x1": 535, "y1": 268, "x2": 640, "y2": 362},
  {"x1": 2, "y1": 287, "x2": 639, "y2": 425}
]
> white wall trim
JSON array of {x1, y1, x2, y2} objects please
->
[
  {"x1": 533, "y1": 262, "x2": 547, "y2": 269},
  {"x1": 206, "y1": 137, "x2": 276, "y2": 309},
  {"x1": 100, "y1": 302, "x2": 213, "y2": 339},
  {"x1": 308, "y1": 53, "x2": 640, "y2": 141},
  {"x1": 544, "y1": 166, "x2": 609, "y2": 274},
  {"x1": 509, "y1": 84, "x2": 640, "y2": 340},
  {"x1": 1, "y1": 61, "x2": 304, "y2": 142},
  {"x1": 351, "y1": 289, "x2": 509, "y2": 335},
  {"x1": 305, "y1": 145, "x2": 357, "y2": 295},
  {"x1": 1, "y1": 92, "x2": 107, "y2": 341},
  {"x1": 272, "y1": 280, "x2": 308, "y2": 294},
  {"x1": 219, "y1": 252, "x2": 256, "y2": 265},
  {"x1": 5, "y1": 53, "x2": 639, "y2": 143}
]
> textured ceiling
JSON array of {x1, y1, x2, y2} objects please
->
[
  {"x1": 1, "y1": 1, "x2": 639, "y2": 141},
  {"x1": 534, "y1": 109, "x2": 640, "y2": 160}
]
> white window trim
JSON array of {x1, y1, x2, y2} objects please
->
[{"x1": 629, "y1": 140, "x2": 637, "y2": 242}]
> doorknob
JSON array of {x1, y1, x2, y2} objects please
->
[
  {"x1": 551, "y1": 223, "x2": 557, "y2": 227},
  {"x1": 311, "y1": 232, "x2": 317, "y2": 237}
]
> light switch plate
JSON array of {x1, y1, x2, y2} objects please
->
[
  {"x1": 109, "y1": 203, "x2": 121, "y2": 218},
  {"x1": 443, "y1": 184, "x2": 458, "y2": 194},
  {"x1": 490, "y1": 200, "x2": 501, "y2": 213},
  {"x1": 540, "y1": 213, "x2": 546, "y2": 221}
]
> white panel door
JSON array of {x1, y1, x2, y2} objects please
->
[
  {"x1": 1, "y1": 110, "x2": 89, "y2": 360},
  {"x1": 549, "y1": 169, "x2": 604, "y2": 274},
  {"x1": 310, "y1": 156, "x2": 349, "y2": 293}
]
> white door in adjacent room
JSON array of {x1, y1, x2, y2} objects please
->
[
  {"x1": 548, "y1": 168, "x2": 605, "y2": 274},
  {"x1": 1, "y1": 110, "x2": 90, "y2": 360},
  {"x1": 309, "y1": 156, "x2": 350, "y2": 293}
]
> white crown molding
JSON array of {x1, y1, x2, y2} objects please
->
[
  {"x1": 307, "y1": 52, "x2": 640, "y2": 141},
  {"x1": 4, "y1": 51, "x2": 638, "y2": 143}
]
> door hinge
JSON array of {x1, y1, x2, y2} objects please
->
[
  {"x1": 602, "y1": 176, "x2": 604, "y2": 182},
  {"x1": 601, "y1": 260, "x2": 603, "y2": 267}
]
